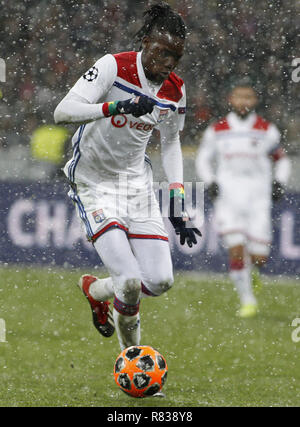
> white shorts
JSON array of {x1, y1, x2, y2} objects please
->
[
  {"x1": 220, "y1": 232, "x2": 271, "y2": 256},
  {"x1": 215, "y1": 191, "x2": 272, "y2": 256},
  {"x1": 68, "y1": 171, "x2": 168, "y2": 243}
]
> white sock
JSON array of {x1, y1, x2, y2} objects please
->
[
  {"x1": 230, "y1": 266, "x2": 257, "y2": 305},
  {"x1": 113, "y1": 310, "x2": 141, "y2": 350},
  {"x1": 89, "y1": 277, "x2": 115, "y2": 302}
]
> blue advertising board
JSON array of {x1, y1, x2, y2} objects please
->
[{"x1": 0, "y1": 181, "x2": 300, "y2": 275}]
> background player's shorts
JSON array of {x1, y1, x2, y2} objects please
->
[
  {"x1": 215, "y1": 190, "x2": 272, "y2": 256},
  {"x1": 68, "y1": 173, "x2": 168, "y2": 243}
]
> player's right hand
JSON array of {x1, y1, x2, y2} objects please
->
[
  {"x1": 116, "y1": 95, "x2": 156, "y2": 117},
  {"x1": 272, "y1": 180, "x2": 284, "y2": 201}
]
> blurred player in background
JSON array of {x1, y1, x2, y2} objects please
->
[
  {"x1": 54, "y1": 2, "x2": 200, "y2": 351},
  {"x1": 196, "y1": 79, "x2": 291, "y2": 318}
]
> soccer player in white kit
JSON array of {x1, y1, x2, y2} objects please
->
[
  {"x1": 54, "y1": 2, "x2": 201, "y2": 350},
  {"x1": 196, "y1": 80, "x2": 291, "y2": 318}
]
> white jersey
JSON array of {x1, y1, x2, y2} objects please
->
[
  {"x1": 196, "y1": 111, "x2": 288, "y2": 196},
  {"x1": 64, "y1": 51, "x2": 186, "y2": 185}
]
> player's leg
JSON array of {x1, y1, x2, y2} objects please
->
[
  {"x1": 247, "y1": 197, "x2": 272, "y2": 294},
  {"x1": 129, "y1": 237, "x2": 174, "y2": 298},
  {"x1": 70, "y1": 178, "x2": 147, "y2": 347},
  {"x1": 223, "y1": 233, "x2": 258, "y2": 317},
  {"x1": 70, "y1": 179, "x2": 125, "y2": 338},
  {"x1": 78, "y1": 273, "x2": 115, "y2": 337},
  {"x1": 78, "y1": 175, "x2": 167, "y2": 301},
  {"x1": 93, "y1": 228, "x2": 142, "y2": 350},
  {"x1": 80, "y1": 233, "x2": 173, "y2": 349},
  {"x1": 82, "y1": 275, "x2": 115, "y2": 302},
  {"x1": 83, "y1": 240, "x2": 172, "y2": 301},
  {"x1": 127, "y1": 183, "x2": 173, "y2": 298},
  {"x1": 248, "y1": 240, "x2": 270, "y2": 295},
  {"x1": 215, "y1": 191, "x2": 257, "y2": 317},
  {"x1": 68, "y1": 181, "x2": 117, "y2": 337}
]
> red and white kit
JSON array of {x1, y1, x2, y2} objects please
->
[
  {"x1": 196, "y1": 111, "x2": 291, "y2": 254},
  {"x1": 62, "y1": 51, "x2": 186, "y2": 242}
]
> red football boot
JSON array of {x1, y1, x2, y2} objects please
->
[{"x1": 78, "y1": 275, "x2": 114, "y2": 337}]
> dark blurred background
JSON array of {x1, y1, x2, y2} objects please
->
[{"x1": 0, "y1": 0, "x2": 299, "y2": 181}]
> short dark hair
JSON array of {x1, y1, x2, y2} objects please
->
[
  {"x1": 134, "y1": 1, "x2": 186, "y2": 42},
  {"x1": 226, "y1": 75, "x2": 262, "y2": 96}
]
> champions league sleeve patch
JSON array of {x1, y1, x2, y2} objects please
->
[{"x1": 83, "y1": 66, "x2": 99, "y2": 82}]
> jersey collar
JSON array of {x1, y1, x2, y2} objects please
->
[{"x1": 227, "y1": 111, "x2": 257, "y2": 129}]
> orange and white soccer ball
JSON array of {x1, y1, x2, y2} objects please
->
[{"x1": 113, "y1": 345, "x2": 168, "y2": 398}]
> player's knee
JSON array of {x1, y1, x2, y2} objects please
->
[
  {"x1": 229, "y1": 244, "x2": 245, "y2": 262},
  {"x1": 153, "y1": 274, "x2": 174, "y2": 296},
  {"x1": 122, "y1": 277, "x2": 141, "y2": 304},
  {"x1": 251, "y1": 255, "x2": 268, "y2": 267},
  {"x1": 159, "y1": 277, "x2": 174, "y2": 294}
]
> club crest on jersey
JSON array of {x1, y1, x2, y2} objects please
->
[
  {"x1": 92, "y1": 208, "x2": 105, "y2": 223},
  {"x1": 157, "y1": 109, "x2": 169, "y2": 123},
  {"x1": 83, "y1": 66, "x2": 98, "y2": 82}
]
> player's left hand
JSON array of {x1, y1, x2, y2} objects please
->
[
  {"x1": 207, "y1": 181, "x2": 219, "y2": 201},
  {"x1": 168, "y1": 187, "x2": 202, "y2": 247},
  {"x1": 169, "y1": 211, "x2": 202, "y2": 247},
  {"x1": 272, "y1": 180, "x2": 285, "y2": 201}
]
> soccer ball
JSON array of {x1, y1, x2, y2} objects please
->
[{"x1": 113, "y1": 345, "x2": 168, "y2": 398}]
